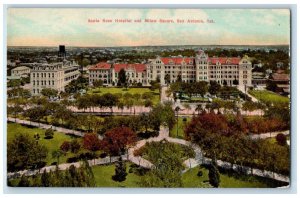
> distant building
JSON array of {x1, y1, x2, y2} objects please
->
[
  {"x1": 58, "y1": 45, "x2": 66, "y2": 58},
  {"x1": 11, "y1": 66, "x2": 31, "y2": 77},
  {"x1": 88, "y1": 62, "x2": 146, "y2": 85},
  {"x1": 270, "y1": 69, "x2": 290, "y2": 95},
  {"x1": 253, "y1": 63, "x2": 263, "y2": 68},
  {"x1": 266, "y1": 69, "x2": 273, "y2": 76},
  {"x1": 30, "y1": 60, "x2": 80, "y2": 95},
  {"x1": 252, "y1": 72, "x2": 267, "y2": 87}
]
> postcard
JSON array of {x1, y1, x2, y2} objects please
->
[{"x1": 6, "y1": 7, "x2": 291, "y2": 188}]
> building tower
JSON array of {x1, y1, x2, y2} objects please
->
[{"x1": 58, "y1": 45, "x2": 66, "y2": 59}]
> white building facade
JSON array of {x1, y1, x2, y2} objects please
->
[
  {"x1": 30, "y1": 61, "x2": 80, "y2": 95},
  {"x1": 89, "y1": 63, "x2": 146, "y2": 86},
  {"x1": 88, "y1": 50, "x2": 252, "y2": 87},
  {"x1": 11, "y1": 66, "x2": 31, "y2": 77},
  {"x1": 147, "y1": 50, "x2": 252, "y2": 86}
]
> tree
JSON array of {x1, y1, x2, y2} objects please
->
[
  {"x1": 7, "y1": 134, "x2": 48, "y2": 172},
  {"x1": 24, "y1": 106, "x2": 46, "y2": 125},
  {"x1": 233, "y1": 78, "x2": 239, "y2": 85},
  {"x1": 208, "y1": 157, "x2": 220, "y2": 188},
  {"x1": 7, "y1": 79, "x2": 21, "y2": 88},
  {"x1": 118, "y1": 68, "x2": 127, "y2": 86},
  {"x1": 117, "y1": 101, "x2": 125, "y2": 113},
  {"x1": 100, "y1": 127, "x2": 137, "y2": 157},
  {"x1": 93, "y1": 79, "x2": 103, "y2": 87},
  {"x1": 60, "y1": 141, "x2": 71, "y2": 155},
  {"x1": 18, "y1": 175, "x2": 30, "y2": 187},
  {"x1": 209, "y1": 81, "x2": 221, "y2": 95},
  {"x1": 176, "y1": 74, "x2": 182, "y2": 82},
  {"x1": 7, "y1": 104, "x2": 23, "y2": 122},
  {"x1": 144, "y1": 99, "x2": 153, "y2": 108},
  {"x1": 70, "y1": 139, "x2": 81, "y2": 154},
  {"x1": 52, "y1": 150, "x2": 63, "y2": 165},
  {"x1": 195, "y1": 81, "x2": 208, "y2": 97},
  {"x1": 112, "y1": 157, "x2": 127, "y2": 182},
  {"x1": 164, "y1": 74, "x2": 171, "y2": 84},
  {"x1": 45, "y1": 128, "x2": 54, "y2": 139},
  {"x1": 266, "y1": 80, "x2": 278, "y2": 92},
  {"x1": 41, "y1": 169, "x2": 50, "y2": 187},
  {"x1": 101, "y1": 93, "x2": 119, "y2": 113},
  {"x1": 195, "y1": 104, "x2": 203, "y2": 115},
  {"x1": 41, "y1": 88, "x2": 58, "y2": 99},
  {"x1": 138, "y1": 141, "x2": 184, "y2": 187},
  {"x1": 82, "y1": 58, "x2": 91, "y2": 67},
  {"x1": 83, "y1": 133, "x2": 101, "y2": 161},
  {"x1": 139, "y1": 113, "x2": 151, "y2": 133}
]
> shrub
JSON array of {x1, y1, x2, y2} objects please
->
[
  {"x1": 276, "y1": 133, "x2": 287, "y2": 146},
  {"x1": 197, "y1": 170, "x2": 203, "y2": 177},
  {"x1": 60, "y1": 141, "x2": 70, "y2": 154},
  {"x1": 100, "y1": 153, "x2": 107, "y2": 158},
  {"x1": 78, "y1": 152, "x2": 96, "y2": 160},
  {"x1": 44, "y1": 128, "x2": 54, "y2": 139},
  {"x1": 67, "y1": 156, "x2": 79, "y2": 163}
]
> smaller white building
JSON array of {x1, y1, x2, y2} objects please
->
[
  {"x1": 11, "y1": 66, "x2": 31, "y2": 77},
  {"x1": 30, "y1": 61, "x2": 80, "y2": 95}
]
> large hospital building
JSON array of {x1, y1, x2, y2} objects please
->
[{"x1": 89, "y1": 50, "x2": 252, "y2": 87}]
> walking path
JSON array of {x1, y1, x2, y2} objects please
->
[
  {"x1": 7, "y1": 118, "x2": 290, "y2": 183},
  {"x1": 249, "y1": 130, "x2": 290, "y2": 140},
  {"x1": 237, "y1": 85, "x2": 258, "y2": 102},
  {"x1": 7, "y1": 117, "x2": 103, "y2": 139},
  {"x1": 7, "y1": 155, "x2": 126, "y2": 179}
]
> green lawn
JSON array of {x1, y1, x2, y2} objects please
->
[
  {"x1": 170, "y1": 117, "x2": 191, "y2": 139},
  {"x1": 182, "y1": 166, "x2": 271, "y2": 188},
  {"x1": 248, "y1": 90, "x2": 289, "y2": 104},
  {"x1": 7, "y1": 123, "x2": 80, "y2": 165},
  {"x1": 88, "y1": 87, "x2": 160, "y2": 105},
  {"x1": 8, "y1": 162, "x2": 284, "y2": 188},
  {"x1": 93, "y1": 163, "x2": 143, "y2": 187}
]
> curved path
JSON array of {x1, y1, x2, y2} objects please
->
[
  {"x1": 7, "y1": 117, "x2": 103, "y2": 139},
  {"x1": 7, "y1": 118, "x2": 289, "y2": 183}
]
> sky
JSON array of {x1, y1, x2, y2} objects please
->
[{"x1": 7, "y1": 8, "x2": 290, "y2": 47}]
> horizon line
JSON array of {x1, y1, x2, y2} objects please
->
[{"x1": 7, "y1": 44, "x2": 290, "y2": 48}]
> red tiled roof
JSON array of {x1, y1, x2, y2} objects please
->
[
  {"x1": 160, "y1": 57, "x2": 194, "y2": 65},
  {"x1": 114, "y1": 63, "x2": 146, "y2": 73},
  {"x1": 208, "y1": 57, "x2": 241, "y2": 65},
  {"x1": 271, "y1": 73, "x2": 290, "y2": 81},
  {"x1": 89, "y1": 62, "x2": 111, "y2": 70}
]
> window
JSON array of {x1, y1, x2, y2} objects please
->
[{"x1": 37, "y1": 73, "x2": 39, "y2": 78}]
